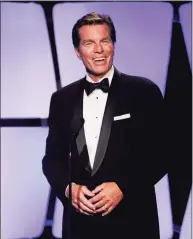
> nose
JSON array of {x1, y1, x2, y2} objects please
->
[{"x1": 94, "y1": 43, "x2": 104, "y2": 53}]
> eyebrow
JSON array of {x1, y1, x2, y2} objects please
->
[
  {"x1": 82, "y1": 37, "x2": 111, "y2": 43},
  {"x1": 82, "y1": 39, "x2": 94, "y2": 43}
]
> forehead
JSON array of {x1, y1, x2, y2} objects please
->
[{"x1": 78, "y1": 24, "x2": 110, "y2": 40}]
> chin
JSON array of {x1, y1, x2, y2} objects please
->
[
  {"x1": 94, "y1": 71, "x2": 108, "y2": 77},
  {"x1": 87, "y1": 65, "x2": 111, "y2": 78},
  {"x1": 94, "y1": 67, "x2": 110, "y2": 75}
]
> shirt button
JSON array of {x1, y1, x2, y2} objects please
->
[{"x1": 96, "y1": 97, "x2": 98, "y2": 99}]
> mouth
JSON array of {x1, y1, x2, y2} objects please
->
[
  {"x1": 92, "y1": 57, "x2": 107, "y2": 66},
  {"x1": 93, "y1": 57, "x2": 106, "y2": 62}
]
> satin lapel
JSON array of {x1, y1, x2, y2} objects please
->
[
  {"x1": 73, "y1": 79, "x2": 92, "y2": 174},
  {"x1": 91, "y1": 69, "x2": 121, "y2": 176}
]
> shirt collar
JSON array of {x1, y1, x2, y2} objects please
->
[{"x1": 86, "y1": 65, "x2": 114, "y2": 87}]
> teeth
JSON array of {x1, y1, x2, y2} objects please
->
[{"x1": 94, "y1": 58, "x2": 105, "y2": 61}]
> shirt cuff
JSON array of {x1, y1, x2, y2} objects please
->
[{"x1": 65, "y1": 183, "x2": 76, "y2": 198}]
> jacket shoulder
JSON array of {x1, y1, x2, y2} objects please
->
[
  {"x1": 120, "y1": 73, "x2": 162, "y2": 95},
  {"x1": 51, "y1": 78, "x2": 84, "y2": 101},
  {"x1": 120, "y1": 73, "x2": 158, "y2": 89}
]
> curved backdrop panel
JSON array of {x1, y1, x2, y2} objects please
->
[
  {"x1": 1, "y1": 127, "x2": 50, "y2": 239},
  {"x1": 1, "y1": 2, "x2": 56, "y2": 118},
  {"x1": 179, "y1": 3, "x2": 192, "y2": 68}
]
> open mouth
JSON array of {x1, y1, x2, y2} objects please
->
[
  {"x1": 93, "y1": 57, "x2": 107, "y2": 65},
  {"x1": 93, "y1": 57, "x2": 105, "y2": 62}
]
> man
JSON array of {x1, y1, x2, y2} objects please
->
[{"x1": 42, "y1": 12, "x2": 167, "y2": 239}]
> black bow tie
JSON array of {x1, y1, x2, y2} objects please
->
[{"x1": 84, "y1": 78, "x2": 109, "y2": 96}]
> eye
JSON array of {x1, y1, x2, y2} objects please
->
[
  {"x1": 85, "y1": 41, "x2": 92, "y2": 46},
  {"x1": 102, "y1": 39, "x2": 111, "y2": 44}
]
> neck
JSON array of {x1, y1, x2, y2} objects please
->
[{"x1": 87, "y1": 73, "x2": 105, "y2": 82}]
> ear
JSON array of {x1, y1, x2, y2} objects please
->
[
  {"x1": 113, "y1": 44, "x2": 115, "y2": 52},
  {"x1": 112, "y1": 44, "x2": 115, "y2": 57},
  {"x1": 74, "y1": 47, "x2": 81, "y2": 60}
]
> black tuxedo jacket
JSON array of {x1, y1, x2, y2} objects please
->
[{"x1": 43, "y1": 68, "x2": 167, "y2": 239}]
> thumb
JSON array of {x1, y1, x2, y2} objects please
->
[
  {"x1": 82, "y1": 186, "x2": 95, "y2": 197},
  {"x1": 92, "y1": 184, "x2": 104, "y2": 194}
]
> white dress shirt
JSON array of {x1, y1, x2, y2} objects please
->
[
  {"x1": 83, "y1": 66, "x2": 114, "y2": 168},
  {"x1": 65, "y1": 66, "x2": 114, "y2": 197}
]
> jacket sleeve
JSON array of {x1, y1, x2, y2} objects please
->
[
  {"x1": 115, "y1": 83, "x2": 169, "y2": 196},
  {"x1": 42, "y1": 93, "x2": 70, "y2": 205}
]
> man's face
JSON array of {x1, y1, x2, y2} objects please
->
[{"x1": 75, "y1": 24, "x2": 115, "y2": 81}]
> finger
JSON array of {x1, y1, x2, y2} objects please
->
[
  {"x1": 95, "y1": 203, "x2": 111, "y2": 213},
  {"x1": 89, "y1": 192, "x2": 104, "y2": 204},
  {"x1": 79, "y1": 208, "x2": 93, "y2": 216},
  {"x1": 79, "y1": 194, "x2": 96, "y2": 211},
  {"x1": 82, "y1": 186, "x2": 95, "y2": 197},
  {"x1": 93, "y1": 199, "x2": 106, "y2": 209},
  {"x1": 72, "y1": 202, "x2": 79, "y2": 210},
  {"x1": 79, "y1": 201, "x2": 95, "y2": 214},
  {"x1": 92, "y1": 184, "x2": 104, "y2": 194},
  {"x1": 102, "y1": 206, "x2": 114, "y2": 216},
  {"x1": 73, "y1": 201, "x2": 94, "y2": 215}
]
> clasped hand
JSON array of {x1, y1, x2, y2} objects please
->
[{"x1": 69, "y1": 182, "x2": 123, "y2": 216}]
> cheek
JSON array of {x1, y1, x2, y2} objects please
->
[
  {"x1": 111, "y1": 47, "x2": 115, "y2": 55},
  {"x1": 106, "y1": 47, "x2": 114, "y2": 57},
  {"x1": 82, "y1": 50, "x2": 93, "y2": 61},
  {"x1": 82, "y1": 55, "x2": 93, "y2": 66}
]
